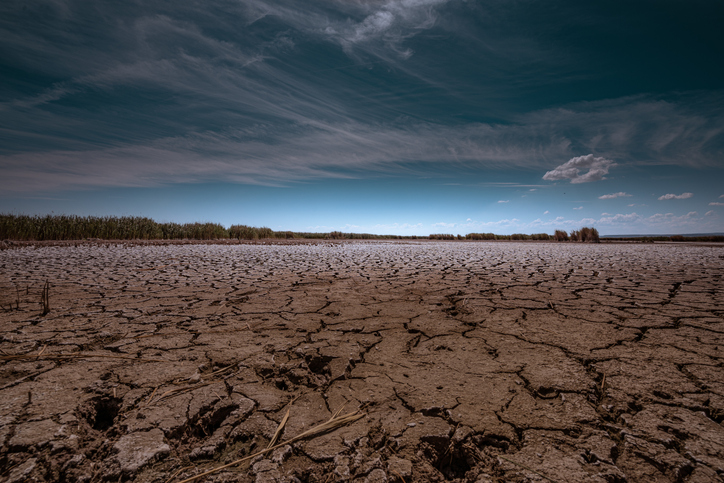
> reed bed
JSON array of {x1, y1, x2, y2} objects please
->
[{"x1": 7, "y1": 214, "x2": 709, "y2": 242}]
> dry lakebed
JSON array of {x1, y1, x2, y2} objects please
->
[{"x1": 1, "y1": 240, "x2": 723, "y2": 482}]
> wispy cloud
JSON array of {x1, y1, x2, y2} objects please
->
[
  {"x1": 497, "y1": 200, "x2": 509, "y2": 203},
  {"x1": 709, "y1": 202, "x2": 724, "y2": 206},
  {"x1": 599, "y1": 192, "x2": 631, "y2": 199},
  {"x1": 1, "y1": 1, "x2": 723, "y2": 198},
  {"x1": 658, "y1": 193, "x2": 693, "y2": 200},
  {"x1": 573, "y1": 206, "x2": 583, "y2": 210},
  {"x1": 543, "y1": 154, "x2": 616, "y2": 184}
]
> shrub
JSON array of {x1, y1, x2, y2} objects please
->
[{"x1": 554, "y1": 230, "x2": 568, "y2": 241}]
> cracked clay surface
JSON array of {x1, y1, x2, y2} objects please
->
[{"x1": 1, "y1": 240, "x2": 723, "y2": 482}]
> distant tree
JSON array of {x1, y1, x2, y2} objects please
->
[{"x1": 554, "y1": 230, "x2": 568, "y2": 241}]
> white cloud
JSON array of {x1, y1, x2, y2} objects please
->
[
  {"x1": 709, "y1": 202, "x2": 724, "y2": 206},
  {"x1": 573, "y1": 206, "x2": 583, "y2": 210},
  {"x1": 599, "y1": 192, "x2": 631, "y2": 199},
  {"x1": 543, "y1": 154, "x2": 616, "y2": 184},
  {"x1": 705, "y1": 210, "x2": 715, "y2": 216},
  {"x1": 432, "y1": 222, "x2": 456, "y2": 228},
  {"x1": 497, "y1": 200, "x2": 509, "y2": 203},
  {"x1": 543, "y1": 210, "x2": 549, "y2": 214},
  {"x1": 598, "y1": 213, "x2": 641, "y2": 224},
  {"x1": 720, "y1": 194, "x2": 724, "y2": 198},
  {"x1": 646, "y1": 211, "x2": 699, "y2": 225},
  {"x1": 658, "y1": 192, "x2": 693, "y2": 200}
]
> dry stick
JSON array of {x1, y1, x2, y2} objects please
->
[
  {"x1": 268, "y1": 407, "x2": 290, "y2": 449},
  {"x1": 41, "y1": 280, "x2": 50, "y2": 316},
  {"x1": 391, "y1": 469, "x2": 407, "y2": 483},
  {"x1": 0, "y1": 365, "x2": 56, "y2": 391},
  {"x1": 152, "y1": 381, "x2": 215, "y2": 404},
  {"x1": 36, "y1": 344, "x2": 47, "y2": 359},
  {"x1": 174, "y1": 410, "x2": 365, "y2": 483},
  {"x1": 0, "y1": 353, "x2": 167, "y2": 363},
  {"x1": 143, "y1": 387, "x2": 159, "y2": 407},
  {"x1": 498, "y1": 456, "x2": 560, "y2": 483}
]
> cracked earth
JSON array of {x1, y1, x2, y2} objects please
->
[{"x1": 1, "y1": 240, "x2": 723, "y2": 482}]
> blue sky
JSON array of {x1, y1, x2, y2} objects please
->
[{"x1": 1, "y1": 0, "x2": 723, "y2": 235}]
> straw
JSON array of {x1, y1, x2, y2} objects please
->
[{"x1": 174, "y1": 409, "x2": 365, "y2": 483}]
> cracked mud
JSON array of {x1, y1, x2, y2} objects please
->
[{"x1": 1, "y1": 240, "x2": 723, "y2": 482}]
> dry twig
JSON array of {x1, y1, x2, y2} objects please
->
[{"x1": 174, "y1": 409, "x2": 365, "y2": 483}]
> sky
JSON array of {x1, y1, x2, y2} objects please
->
[{"x1": 1, "y1": 0, "x2": 723, "y2": 236}]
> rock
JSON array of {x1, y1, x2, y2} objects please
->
[
  {"x1": 364, "y1": 468, "x2": 388, "y2": 483},
  {"x1": 6, "y1": 457, "x2": 37, "y2": 483},
  {"x1": 114, "y1": 429, "x2": 170, "y2": 474},
  {"x1": 387, "y1": 456, "x2": 412, "y2": 478},
  {"x1": 7, "y1": 418, "x2": 60, "y2": 450}
]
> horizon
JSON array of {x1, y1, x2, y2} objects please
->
[{"x1": 1, "y1": 1, "x2": 723, "y2": 235}]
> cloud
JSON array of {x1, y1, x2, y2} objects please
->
[
  {"x1": 721, "y1": 195, "x2": 724, "y2": 198},
  {"x1": 573, "y1": 206, "x2": 583, "y2": 210},
  {"x1": 543, "y1": 210, "x2": 549, "y2": 214},
  {"x1": 599, "y1": 192, "x2": 631, "y2": 199},
  {"x1": 598, "y1": 213, "x2": 641, "y2": 224},
  {"x1": 324, "y1": 0, "x2": 451, "y2": 58},
  {"x1": 705, "y1": 210, "x2": 715, "y2": 216},
  {"x1": 497, "y1": 200, "x2": 509, "y2": 203},
  {"x1": 709, "y1": 202, "x2": 724, "y2": 206},
  {"x1": 647, "y1": 211, "x2": 698, "y2": 223},
  {"x1": 1, "y1": 2, "x2": 723, "y2": 196},
  {"x1": 658, "y1": 193, "x2": 693, "y2": 200},
  {"x1": 543, "y1": 154, "x2": 616, "y2": 184}
]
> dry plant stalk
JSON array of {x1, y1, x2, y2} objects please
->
[
  {"x1": 0, "y1": 352, "x2": 166, "y2": 363},
  {"x1": 174, "y1": 409, "x2": 365, "y2": 483},
  {"x1": 41, "y1": 280, "x2": 50, "y2": 315},
  {"x1": 267, "y1": 407, "x2": 290, "y2": 449}
]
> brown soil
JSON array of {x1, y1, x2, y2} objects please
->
[{"x1": 1, "y1": 240, "x2": 723, "y2": 482}]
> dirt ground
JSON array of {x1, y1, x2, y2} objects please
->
[{"x1": 1, "y1": 240, "x2": 723, "y2": 483}]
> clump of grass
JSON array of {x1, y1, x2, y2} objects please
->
[
  {"x1": 554, "y1": 230, "x2": 568, "y2": 241},
  {"x1": 570, "y1": 227, "x2": 600, "y2": 243}
]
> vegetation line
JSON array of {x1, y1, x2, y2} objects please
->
[{"x1": 2, "y1": 214, "x2": 720, "y2": 243}]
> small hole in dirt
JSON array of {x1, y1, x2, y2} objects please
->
[{"x1": 81, "y1": 397, "x2": 121, "y2": 431}]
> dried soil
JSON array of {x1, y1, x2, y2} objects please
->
[{"x1": 1, "y1": 240, "x2": 723, "y2": 482}]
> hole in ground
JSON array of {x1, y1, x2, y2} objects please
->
[{"x1": 80, "y1": 396, "x2": 122, "y2": 431}]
